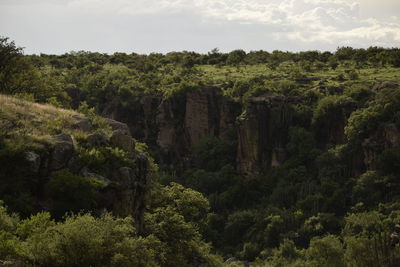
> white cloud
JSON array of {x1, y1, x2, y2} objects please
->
[
  {"x1": 1, "y1": 0, "x2": 399, "y2": 53},
  {"x1": 64, "y1": 0, "x2": 400, "y2": 46}
]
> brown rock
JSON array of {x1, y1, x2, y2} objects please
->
[
  {"x1": 184, "y1": 86, "x2": 233, "y2": 146},
  {"x1": 50, "y1": 133, "x2": 74, "y2": 170},
  {"x1": 110, "y1": 130, "x2": 135, "y2": 153},
  {"x1": 105, "y1": 118, "x2": 130, "y2": 135},
  {"x1": 72, "y1": 114, "x2": 92, "y2": 132},
  {"x1": 156, "y1": 98, "x2": 178, "y2": 149},
  {"x1": 237, "y1": 94, "x2": 292, "y2": 175},
  {"x1": 384, "y1": 123, "x2": 400, "y2": 148},
  {"x1": 185, "y1": 89, "x2": 216, "y2": 146},
  {"x1": 361, "y1": 123, "x2": 400, "y2": 171},
  {"x1": 87, "y1": 132, "x2": 109, "y2": 147}
]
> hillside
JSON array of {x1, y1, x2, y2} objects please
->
[{"x1": 0, "y1": 94, "x2": 222, "y2": 266}]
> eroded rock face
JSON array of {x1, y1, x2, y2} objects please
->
[
  {"x1": 50, "y1": 133, "x2": 74, "y2": 170},
  {"x1": 315, "y1": 99, "x2": 356, "y2": 145},
  {"x1": 107, "y1": 154, "x2": 149, "y2": 232},
  {"x1": 185, "y1": 87, "x2": 221, "y2": 146},
  {"x1": 156, "y1": 98, "x2": 180, "y2": 150},
  {"x1": 110, "y1": 130, "x2": 135, "y2": 153},
  {"x1": 156, "y1": 87, "x2": 240, "y2": 163},
  {"x1": 219, "y1": 98, "x2": 240, "y2": 141},
  {"x1": 237, "y1": 95, "x2": 294, "y2": 174},
  {"x1": 140, "y1": 96, "x2": 161, "y2": 143},
  {"x1": 384, "y1": 123, "x2": 400, "y2": 148},
  {"x1": 361, "y1": 123, "x2": 400, "y2": 171}
]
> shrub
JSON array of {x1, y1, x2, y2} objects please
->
[{"x1": 45, "y1": 171, "x2": 104, "y2": 217}]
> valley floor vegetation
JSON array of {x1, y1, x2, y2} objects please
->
[{"x1": 1, "y1": 36, "x2": 400, "y2": 266}]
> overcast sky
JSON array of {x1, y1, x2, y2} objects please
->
[{"x1": 0, "y1": 0, "x2": 399, "y2": 54}]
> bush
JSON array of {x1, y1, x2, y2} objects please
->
[
  {"x1": 20, "y1": 213, "x2": 161, "y2": 267},
  {"x1": 306, "y1": 235, "x2": 345, "y2": 267},
  {"x1": 45, "y1": 171, "x2": 104, "y2": 217}
]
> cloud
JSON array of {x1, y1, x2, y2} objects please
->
[
  {"x1": 1, "y1": 0, "x2": 399, "y2": 53},
  {"x1": 64, "y1": 0, "x2": 400, "y2": 47}
]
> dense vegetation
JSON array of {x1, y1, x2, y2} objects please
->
[{"x1": 1, "y1": 36, "x2": 400, "y2": 266}]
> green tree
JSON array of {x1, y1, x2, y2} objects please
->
[{"x1": 306, "y1": 235, "x2": 345, "y2": 267}]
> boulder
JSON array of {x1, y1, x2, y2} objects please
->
[
  {"x1": 110, "y1": 130, "x2": 135, "y2": 153},
  {"x1": 71, "y1": 114, "x2": 92, "y2": 132},
  {"x1": 105, "y1": 118, "x2": 130, "y2": 135},
  {"x1": 87, "y1": 132, "x2": 109, "y2": 147},
  {"x1": 49, "y1": 133, "x2": 74, "y2": 170}
]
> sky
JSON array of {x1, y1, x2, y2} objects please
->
[{"x1": 0, "y1": 0, "x2": 399, "y2": 54}]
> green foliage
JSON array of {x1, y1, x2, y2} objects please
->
[
  {"x1": 3, "y1": 36, "x2": 400, "y2": 266},
  {"x1": 352, "y1": 171, "x2": 392, "y2": 207},
  {"x1": 151, "y1": 183, "x2": 210, "y2": 225},
  {"x1": 192, "y1": 137, "x2": 236, "y2": 172},
  {"x1": 77, "y1": 146, "x2": 133, "y2": 176},
  {"x1": 45, "y1": 171, "x2": 104, "y2": 217},
  {"x1": 306, "y1": 235, "x2": 345, "y2": 267},
  {"x1": 313, "y1": 95, "x2": 351, "y2": 125},
  {"x1": 260, "y1": 239, "x2": 306, "y2": 267},
  {"x1": 342, "y1": 211, "x2": 400, "y2": 267},
  {"x1": 346, "y1": 88, "x2": 400, "y2": 142},
  {"x1": 22, "y1": 213, "x2": 161, "y2": 267}
]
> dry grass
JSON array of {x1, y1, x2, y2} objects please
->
[
  {"x1": 0, "y1": 94, "x2": 85, "y2": 142},
  {"x1": 0, "y1": 94, "x2": 77, "y2": 118}
]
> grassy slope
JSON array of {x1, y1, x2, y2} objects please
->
[{"x1": 0, "y1": 94, "x2": 113, "y2": 147}]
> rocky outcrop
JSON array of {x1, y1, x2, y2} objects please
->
[
  {"x1": 362, "y1": 123, "x2": 400, "y2": 171},
  {"x1": 156, "y1": 97, "x2": 182, "y2": 150},
  {"x1": 49, "y1": 133, "x2": 74, "y2": 170},
  {"x1": 237, "y1": 95, "x2": 294, "y2": 174},
  {"x1": 140, "y1": 96, "x2": 161, "y2": 144},
  {"x1": 155, "y1": 86, "x2": 240, "y2": 166},
  {"x1": 103, "y1": 154, "x2": 149, "y2": 232},
  {"x1": 87, "y1": 133, "x2": 109, "y2": 147},
  {"x1": 110, "y1": 130, "x2": 135, "y2": 153},
  {"x1": 315, "y1": 98, "x2": 356, "y2": 145},
  {"x1": 72, "y1": 114, "x2": 92, "y2": 132},
  {"x1": 105, "y1": 118, "x2": 130, "y2": 135},
  {"x1": 185, "y1": 87, "x2": 220, "y2": 146}
]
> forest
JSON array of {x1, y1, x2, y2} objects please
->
[{"x1": 1, "y1": 36, "x2": 400, "y2": 266}]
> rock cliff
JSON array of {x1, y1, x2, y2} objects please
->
[{"x1": 0, "y1": 96, "x2": 152, "y2": 229}]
